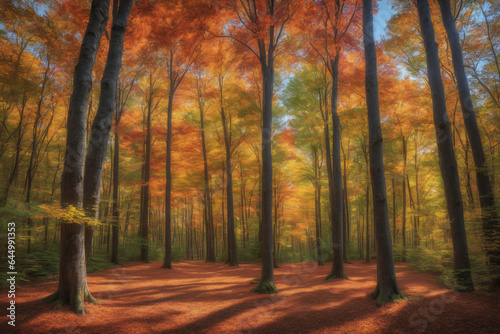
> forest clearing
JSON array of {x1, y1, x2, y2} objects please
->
[
  {"x1": 1, "y1": 0, "x2": 500, "y2": 332},
  {"x1": 1, "y1": 260, "x2": 499, "y2": 333}
]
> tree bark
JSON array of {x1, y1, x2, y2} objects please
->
[
  {"x1": 438, "y1": 0, "x2": 499, "y2": 287},
  {"x1": 392, "y1": 177, "x2": 396, "y2": 245},
  {"x1": 327, "y1": 53, "x2": 346, "y2": 279},
  {"x1": 141, "y1": 75, "x2": 154, "y2": 263},
  {"x1": 83, "y1": 0, "x2": 133, "y2": 268},
  {"x1": 219, "y1": 79, "x2": 238, "y2": 267},
  {"x1": 253, "y1": 24, "x2": 277, "y2": 293},
  {"x1": 417, "y1": 0, "x2": 473, "y2": 291},
  {"x1": 162, "y1": 91, "x2": 174, "y2": 268},
  {"x1": 363, "y1": 0, "x2": 406, "y2": 306},
  {"x1": 45, "y1": 0, "x2": 110, "y2": 314},
  {"x1": 402, "y1": 135, "x2": 407, "y2": 261},
  {"x1": 197, "y1": 79, "x2": 216, "y2": 262}
]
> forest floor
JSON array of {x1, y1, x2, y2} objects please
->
[{"x1": 1, "y1": 260, "x2": 499, "y2": 333}]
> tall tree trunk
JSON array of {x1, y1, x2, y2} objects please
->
[
  {"x1": 25, "y1": 62, "x2": 51, "y2": 253},
  {"x1": 219, "y1": 80, "x2": 238, "y2": 266},
  {"x1": 141, "y1": 76, "x2": 154, "y2": 263},
  {"x1": 83, "y1": 0, "x2": 133, "y2": 267},
  {"x1": 365, "y1": 181, "x2": 370, "y2": 263},
  {"x1": 314, "y1": 148, "x2": 323, "y2": 266},
  {"x1": 198, "y1": 80, "x2": 215, "y2": 262},
  {"x1": 45, "y1": 0, "x2": 110, "y2": 315},
  {"x1": 327, "y1": 53, "x2": 346, "y2": 280},
  {"x1": 417, "y1": 0, "x2": 473, "y2": 291},
  {"x1": 402, "y1": 135, "x2": 407, "y2": 261},
  {"x1": 221, "y1": 160, "x2": 226, "y2": 255},
  {"x1": 343, "y1": 140, "x2": 350, "y2": 263},
  {"x1": 362, "y1": 142, "x2": 370, "y2": 263},
  {"x1": 1, "y1": 95, "x2": 27, "y2": 207},
  {"x1": 363, "y1": 0, "x2": 406, "y2": 305},
  {"x1": 323, "y1": 110, "x2": 336, "y2": 266},
  {"x1": 111, "y1": 111, "x2": 120, "y2": 264},
  {"x1": 162, "y1": 91, "x2": 174, "y2": 268},
  {"x1": 392, "y1": 177, "x2": 396, "y2": 245},
  {"x1": 438, "y1": 0, "x2": 499, "y2": 286},
  {"x1": 253, "y1": 26, "x2": 277, "y2": 293}
]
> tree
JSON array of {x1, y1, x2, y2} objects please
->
[
  {"x1": 194, "y1": 72, "x2": 216, "y2": 262},
  {"x1": 83, "y1": 0, "x2": 133, "y2": 268},
  {"x1": 416, "y1": 0, "x2": 474, "y2": 291},
  {"x1": 216, "y1": 67, "x2": 239, "y2": 266},
  {"x1": 363, "y1": 0, "x2": 405, "y2": 306},
  {"x1": 283, "y1": 66, "x2": 328, "y2": 266},
  {"x1": 44, "y1": 0, "x2": 110, "y2": 314},
  {"x1": 111, "y1": 69, "x2": 136, "y2": 264},
  {"x1": 437, "y1": 0, "x2": 499, "y2": 287},
  {"x1": 150, "y1": 1, "x2": 202, "y2": 269},
  {"x1": 139, "y1": 70, "x2": 159, "y2": 263},
  {"x1": 217, "y1": 0, "x2": 298, "y2": 294},
  {"x1": 303, "y1": 0, "x2": 360, "y2": 280}
]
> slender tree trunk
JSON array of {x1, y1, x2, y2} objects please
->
[
  {"x1": 402, "y1": 136, "x2": 407, "y2": 261},
  {"x1": 1, "y1": 95, "x2": 27, "y2": 207},
  {"x1": 343, "y1": 141, "x2": 350, "y2": 263},
  {"x1": 365, "y1": 181, "x2": 370, "y2": 263},
  {"x1": 197, "y1": 80, "x2": 215, "y2": 262},
  {"x1": 220, "y1": 90, "x2": 238, "y2": 267},
  {"x1": 417, "y1": 0, "x2": 473, "y2": 291},
  {"x1": 25, "y1": 63, "x2": 50, "y2": 253},
  {"x1": 314, "y1": 148, "x2": 323, "y2": 266},
  {"x1": 221, "y1": 160, "x2": 226, "y2": 256},
  {"x1": 392, "y1": 177, "x2": 396, "y2": 245},
  {"x1": 362, "y1": 143, "x2": 370, "y2": 263},
  {"x1": 83, "y1": 0, "x2": 133, "y2": 267},
  {"x1": 438, "y1": 0, "x2": 499, "y2": 286},
  {"x1": 253, "y1": 26, "x2": 277, "y2": 293},
  {"x1": 163, "y1": 92, "x2": 174, "y2": 269},
  {"x1": 327, "y1": 53, "x2": 346, "y2": 279},
  {"x1": 363, "y1": 0, "x2": 406, "y2": 305},
  {"x1": 111, "y1": 116, "x2": 120, "y2": 264},
  {"x1": 45, "y1": 0, "x2": 110, "y2": 314}
]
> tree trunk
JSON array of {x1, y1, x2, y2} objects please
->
[
  {"x1": 253, "y1": 26, "x2": 277, "y2": 293},
  {"x1": 1, "y1": 95, "x2": 27, "y2": 207},
  {"x1": 111, "y1": 114, "x2": 120, "y2": 264},
  {"x1": 314, "y1": 148, "x2": 323, "y2": 266},
  {"x1": 392, "y1": 177, "x2": 396, "y2": 245},
  {"x1": 83, "y1": 0, "x2": 133, "y2": 266},
  {"x1": 141, "y1": 74, "x2": 155, "y2": 263},
  {"x1": 197, "y1": 79, "x2": 215, "y2": 262},
  {"x1": 162, "y1": 92, "x2": 174, "y2": 268},
  {"x1": 45, "y1": 0, "x2": 110, "y2": 314},
  {"x1": 220, "y1": 90, "x2": 238, "y2": 267},
  {"x1": 402, "y1": 135, "x2": 407, "y2": 261},
  {"x1": 438, "y1": 0, "x2": 499, "y2": 287},
  {"x1": 417, "y1": 0, "x2": 474, "y2": 291},
  {"x1": 327, "y1": 53, "x2": 346, "y2": 280},
  {"x1": 363, "y1": 0, "x2": 406, "y2": 305},
  {"x1": 25, "y1": 62, "x2": 51, "y2": 253}
]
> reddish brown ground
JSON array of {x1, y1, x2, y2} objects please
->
[{"x1": 1, "y1": 261, "x2": 498, "y2": 333}]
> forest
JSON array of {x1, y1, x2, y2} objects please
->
[{"x1": 0, "y1": 0, "x2": 499, "y2": 333}]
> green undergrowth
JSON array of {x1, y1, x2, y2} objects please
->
[{"x1": 0, "y1": 247, "x2": 120, "y2": 289}]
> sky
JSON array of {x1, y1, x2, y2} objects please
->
[{"x1": 374, "y1": 0, "x2": 395, "y2": 42}]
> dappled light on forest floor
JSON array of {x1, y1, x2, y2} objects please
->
[{"x1": 1, "y1": 261, "x2": 498, "y2": 333}]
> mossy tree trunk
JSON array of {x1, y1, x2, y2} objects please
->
[{"x1": 46, "y1": 0, "x2": 110, "y2": 314}]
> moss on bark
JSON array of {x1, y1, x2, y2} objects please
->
[
  {"x1": 325, "y1": 272, "x2": 348, "y2": 280},
  {"x1": 43, "y1": 287, "x2": 98, "y2": 314},
  {"x1": 252, "y1": 280, "x2": 278, "y2": 293},
  {"x1": 371, "y1": 283, "x2": 407, "y2": 307}
]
